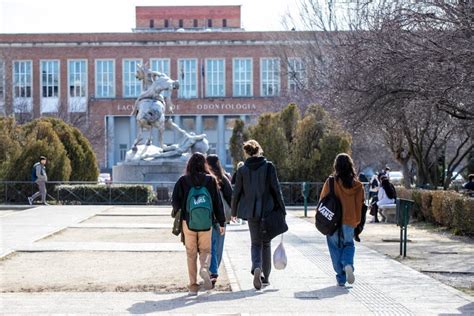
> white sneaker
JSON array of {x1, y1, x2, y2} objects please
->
[
  {"x1": 27, "y1": 197, "x2": 33, "y2": 205},
  {"x1": 199, "y1": 268, "x2": 212, "y2": 290},
  {"x1": 344, "y1": 265, "x2": 355, "y2": 284},
  {"x1": 188, "y1": 290, "x2": 198, "y2": 297}
]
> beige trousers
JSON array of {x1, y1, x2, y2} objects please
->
[{"x1": 182, "y1": 221, "x2": 212, "y2": 292}]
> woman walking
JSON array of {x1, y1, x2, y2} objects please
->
[
  {"x1": 171, "y1": 152, "x2": 226, "y2": 296},
  {"x1": 206, "y1": 154, "x2": 233, "y2": 287},
  {"x1": 231, "y1": 140, "x2": 286, "y2": 290},
  {"x1": 319, "y1": 153, "x2": 365, "y2": 287}
]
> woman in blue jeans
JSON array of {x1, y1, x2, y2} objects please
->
[
  {"x1": 319, "y1": 153, "x2": 364, "y2": 286},
  {"x1": 206, "y1": 154, "x2": 233, "y2": 288}
]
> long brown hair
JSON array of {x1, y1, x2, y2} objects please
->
[
  {"x1": 206, "y1": 154, "x2": 227, "y2": 186},
  {"x1": 186, "y1": 152, "x2": 216, "y2": 185},
  {"x1": 333, "y1": 153, "x2": 357, "y2": 189}
]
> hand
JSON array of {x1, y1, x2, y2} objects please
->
[
  {"x1": 220, "y1": 226, "x2": 225, "y2": 235},
  {"x1": 231, "y1": 216, "x2": 238, "y2": 223}
]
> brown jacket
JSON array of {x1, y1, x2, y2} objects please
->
[{"x1": 319, "y1": 177, "x2": 365, "y2": 228}]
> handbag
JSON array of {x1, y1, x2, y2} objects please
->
[
  {"x1": 172, "y1": 209, "x2": 182, "y2": 236},
  {"x1": 273, "y1": 234, "x2": 287, "y2": 270},
  {"x1": 261, "y1": 163, "x2": 288, "y2": 240}
]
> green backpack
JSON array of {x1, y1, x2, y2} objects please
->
[{"x1": 186, "y1": 177, "x2": 213, "y2": 231}]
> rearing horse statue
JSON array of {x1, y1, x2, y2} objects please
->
[{"x1": 131, "y1": 64, "x2": 179, "y2": 151}]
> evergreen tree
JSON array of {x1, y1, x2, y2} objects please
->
[{"x1": 229, "y1": 119, "x2": 250, "y2": 170}]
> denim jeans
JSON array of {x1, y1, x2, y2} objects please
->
[
  {"x1": 326, "y1": 224, "x2": 355, "y2": 285},
  {"x1": 209, "y1": 223, "x2": 226, "y2": 276},
  {"x1": 248, "y1": 219, "x2": 272, "y2": 282}
]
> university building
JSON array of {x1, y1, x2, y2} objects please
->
[{"x1": 0, "y1": 6, "x2": 309, "y2": 171}]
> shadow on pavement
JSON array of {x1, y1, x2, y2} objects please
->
[
  {"x1": 127, "y1": 288, "x2": 279, "y2": 314},
  {"x1": 439, "y1": 302, "x2": 474, "y2": 316},
  {"x1": 294, "y1": 286, "x2": 349, "y2": 300}
]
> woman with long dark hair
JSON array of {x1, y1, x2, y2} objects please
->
[
  {"x1": 231, "y1": 140, "x2": 286, "y2": 290},
  {"x1": 171, "y1": 152, "x2": 226, "y2": 296},
  {"x1": 206, "y1": 154, "x2": 233, "y2": 287},
  {"x1": 377, "y1": 175, "x2": 397, "y2": 206},
  {"x1": 319, "y1": 153, "x2": 365, "y2": 286}
]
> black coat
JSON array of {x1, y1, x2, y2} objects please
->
[
  {"x1": 231, "y1": 156, "x2": 286, "y2": 220},
  {"x1": 172, "y1": 173, "x2": 226, "y2": 227}
]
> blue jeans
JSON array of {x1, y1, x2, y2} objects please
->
[
  {"x1": 248, "y1": 219, "x2": 271, "y2": 281},
  {"x1": 209, "y1": 223, "x2": 226, "y2": 276},
  {"x1": 326, "y1": 224, "x2": 355, "y2": 285}
]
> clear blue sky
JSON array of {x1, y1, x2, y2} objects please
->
[{"x1": 0, "y1": 0, "x2": 300, "y2": 33}]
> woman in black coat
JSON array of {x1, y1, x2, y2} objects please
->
[{"x1": 231, "y1": 140, "x2": 286, "y2": 290}]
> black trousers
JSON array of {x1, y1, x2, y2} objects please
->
[{"x1": 248, "y1": 219, "x2": 272, "y2": 282}]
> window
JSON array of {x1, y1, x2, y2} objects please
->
[
  {"x1": 208, "y1": 19, "x2": 212, "y2": 27},
  {"x1": 193, "y1": 19, "x2": 198, "y2": 27},
  {"x1": 68, "y1": 59, "x2": 87, "y2": 112},
  {"x1": 123, "y1": 59, "x2": 142, "y2": 98},
  {"x1": 181, "y1": 116, "x2": 196, "y2": 132},
  {"x1": 0, "y1": 60, "x2": 5, "y2": 103},
  {"x1": 150, "y1": 59, "x2": 170, "y2": 76},
  {"x1": 205, "y1": 59, "x2": 225, "y2": 97},
  {"x1": 260, "y1": 58, "x2": 280, "y2": 96},
  {"x1": 178, "y1": 59, "x2": 197, "y2": 98},
  {"x1": 149, "y1": 19, "x2": 154, "y2": 28},
  {"x1": 95, "y1": 60, "x2": 115, "y2": 98},
  {"x1": 164, "y1": 19, "x2": 169, "y2": 28},
  {"x1": 13, "y1": 60, "x2": 32, "y2": 98},
  {"x1": 288, "y1": 58, "x2": 305, "y2": 93},
  {"x1": 203, "y1": 116, "x2": 218, "y2": 131},
  {"x1": 41, "y1": 60, "x2": 59, "y2": 98},
  {"x1": 68, "y1": 59, "x2": 86, "y2": 97},
  {"x1": 233, "y1": 58, "x2": 252, "y2": 97},
  {"x1": 179, "y1": 19, "x2": 183, "y2": 28},
  {"x1": 223, "y1": 19, "x2": 227, "y2": 27},
  {"x1": 119, "y1": 144, "x2": 128, "y2": 161}
]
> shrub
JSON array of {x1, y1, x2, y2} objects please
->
[{"x1": 55, "y1": 184, "x2": 156, "y2": 205}]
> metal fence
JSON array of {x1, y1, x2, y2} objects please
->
[{"x1": 0, "y1": 180, "x2": 337, "y2": 206}]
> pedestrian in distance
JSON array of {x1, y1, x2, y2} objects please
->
[
  {"x1": 28, "y1": 156, "x2": 49, "y2": 205},
  {"x1": 376, "y1": 175, "x2": 397, "y2": 222},
  {"x1": 206, "y1": 154, "x2": 233, "y2": 288},
  {"x1": 231, "y1": 139, "x2": 286, "y2": 290},
  {"x1": 231, "y1": 161, "x2": 244, "y2": 185},
  {"x1": 171, "y1": 152, "x2": 226, "y2": 296},
  {"x1": 319, "y1": 153, "x2": 365, "y2": 287}
]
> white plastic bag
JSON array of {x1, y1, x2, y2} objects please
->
[{"x1": 273, "y1": 234, "x2": 287, "y2": 270}]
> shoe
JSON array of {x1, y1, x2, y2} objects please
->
[
  {"x1": 337, "y1": 282, "x2": 346, "y2": 287},
  {"x1": 262, "y1": 279, "x2": 270, "y2": 287},
  {"x1": 188, "y1": 290, "x2": 198, "y2": 296},
  {"x1": 210, "y1": 273, "x2": 218, "y2": 289},
  {"x1": 27, "y1": 197, "x2": 33, "y2": 205},
  {"x1": 43, "y1": 202, "x2": 50, "y2": 206},
  {"x1": 253, "y1": 268, "x2": 262, "y2": 290},
  {"x1": 344, "y1": 265, "x2": 355, "y2": 284},
  {"x1": 199, "y1": 268, "x2": 212, "y2": 290}
]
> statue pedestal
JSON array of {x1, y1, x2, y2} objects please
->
[
  {"x1": 112, "y1": 146, "x2": 189, "y2": 183},
  {"x1": 113, "y1": 157, "x2": 188, "y2": 183}
]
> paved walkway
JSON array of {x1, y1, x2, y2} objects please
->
[{"x1": 1, "y1": 206, "x2": 473, "y2": 315}]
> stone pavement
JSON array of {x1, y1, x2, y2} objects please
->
[{"x1": 1, "y1": 206, "x2": 473, "y2": 315}]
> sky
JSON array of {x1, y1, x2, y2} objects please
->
[{"x1": 0, "y1": 0, "x2": 301, "y2": 33}]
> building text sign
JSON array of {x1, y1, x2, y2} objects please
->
[{"x1": 117, "y1": 102, "x2": 257, "y2": 114}]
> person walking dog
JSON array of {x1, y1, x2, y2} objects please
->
[
  {"x1": 171, "y1": 152, "x2": 226, "y2": 296},
  {"x1": 318, "y1": 153, "x2": 365, "y2": 287},
  {"x1": 231, "y1": 140, "x2": 287, "y2": 290},
  {"x1": 28, "y1": 156, "x2": 48, "y2": 205}
]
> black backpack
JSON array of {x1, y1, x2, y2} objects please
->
[{"x1": 315, "y1": 177, "x2": 342, "y2": 236}]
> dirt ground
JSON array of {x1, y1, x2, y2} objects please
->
[
  {"x1": 0, "y1": 251, "x2": 231, "y2": 293},
  {"x1": 295, "y1": 210, "x2": 474, "y2": 296},
  {"x1": 40, "y1": 228, "x2": 178, "y2": 243}
]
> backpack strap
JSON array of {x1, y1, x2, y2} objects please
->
[{"x1": 329, "y1": 176, "x2": 335, "y2": 196}]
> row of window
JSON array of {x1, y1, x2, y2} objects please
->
[
  {"x1": 152, "y1": 18, "x2": 227, "y2": 28},
  {"x1": 6, "y1": 58, "x2": 305, "y2": 101}
]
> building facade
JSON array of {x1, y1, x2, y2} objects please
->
[{"x1": 0, "y1": 6, "x2": 308, "y2": 171}]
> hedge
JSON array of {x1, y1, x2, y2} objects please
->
[
  {"x1": 396, "y1": 187, "x2": 474, "y2": 235},
  {"x1": 55, "y1": 184, "x2": 156, "y2": 205}
]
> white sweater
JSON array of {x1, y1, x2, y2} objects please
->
[{"x1": 377, "y1": 187, "x2": 395, "y2": 206}]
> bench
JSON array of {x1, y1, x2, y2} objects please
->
[{"x1": 379, "y1": 204, "x2": 397, "y2": 223}]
